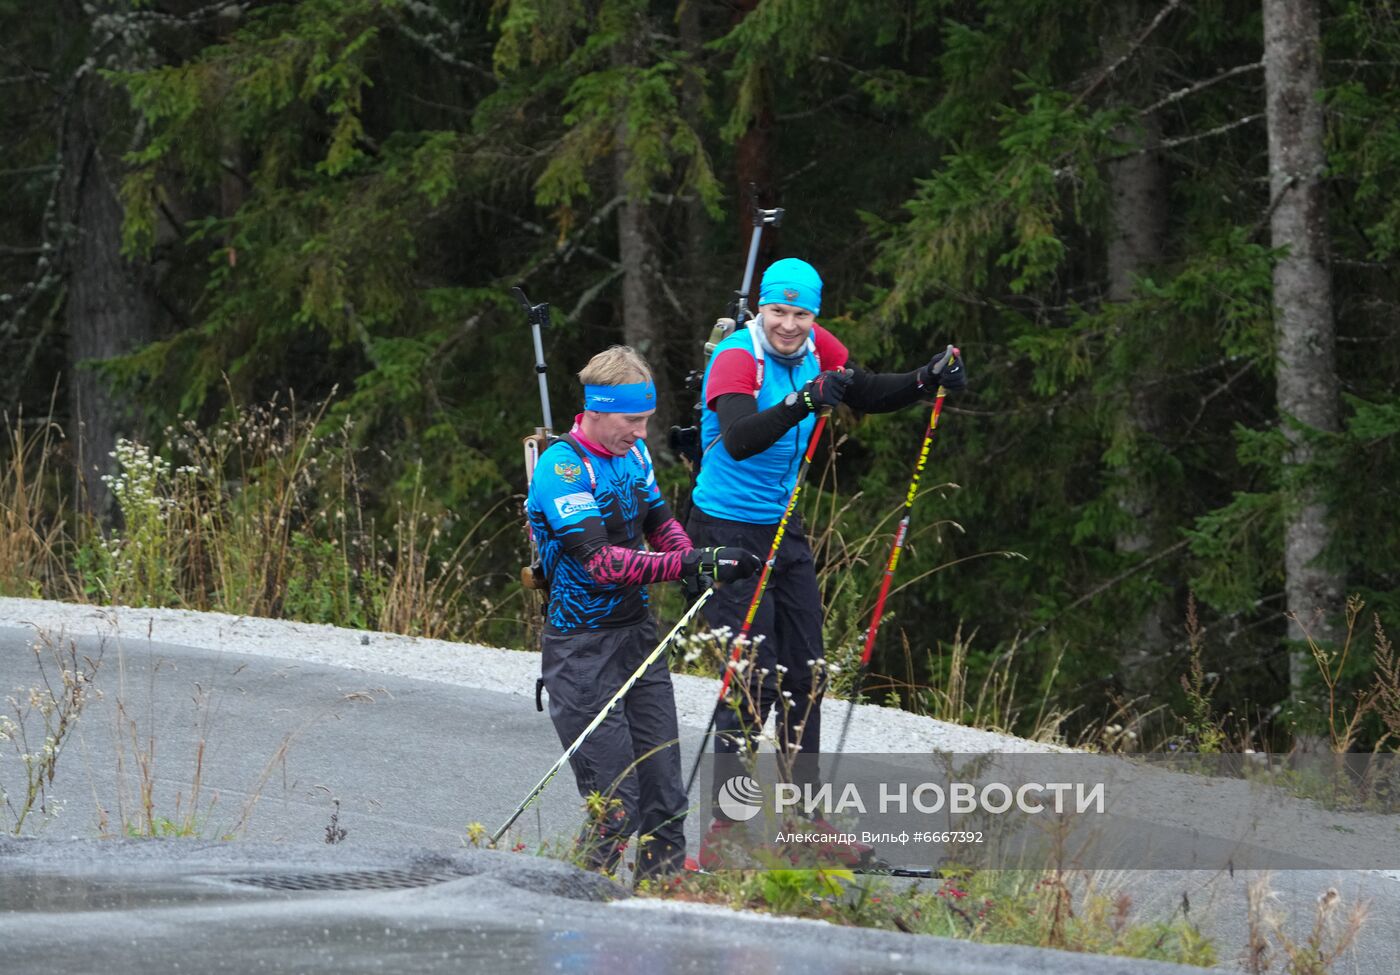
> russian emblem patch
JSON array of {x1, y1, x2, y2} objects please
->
[{"x1": 554, "y1": 461, "x2": 582, "y2": 482}]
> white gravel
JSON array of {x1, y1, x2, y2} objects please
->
[{"x1": 0, "y1": 596, "x2": 1052, "y2": 756}]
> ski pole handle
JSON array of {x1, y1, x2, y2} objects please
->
[{"x1": 929, "y1": 344, "x2": 962, "y2": 396}]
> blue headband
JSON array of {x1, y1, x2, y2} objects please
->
[{"x1": 584, "y1": 381, "x2": 656, "y2": 413}]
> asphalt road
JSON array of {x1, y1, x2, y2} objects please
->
[
  {"x1": 1, "y1": 623, "x2": 1396, "y2": 973},
  {"x1": 0, "y1": 624, "x2": 588, "y2": 848},
  {"x1": 3, "y1": 838, "x2": 1211, "y2": 975}
]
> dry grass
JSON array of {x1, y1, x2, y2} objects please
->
[
  {"x1": 0, "y1": 395, "x2": 520, "y2": 644},
  {"x1": 0, "y1": 627, "x2": 103, "y2": 833},
  {"x1": 0, "y1": 411, "x2": 77, "y2": 600},
  {"x1": 1245, "y1": 873, "x2": 1368, "y2": 975}
]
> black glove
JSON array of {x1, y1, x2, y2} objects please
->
[
  {"x1": 920, "y1": 346, "x2": 966, "y2": 392},
  {"x1": 681, "y1": 546, "x2": 763, "y2": 585},
  {"x1": 798, "y1": 369, "x2": 853, "y2": 413}
]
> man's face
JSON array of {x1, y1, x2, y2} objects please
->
[
  {"x1": 584, "y1": 409, "x2": 654, "y2": 456},
  {"x1": 760, "y1": 302, "x2": 816, "y2": 355}
]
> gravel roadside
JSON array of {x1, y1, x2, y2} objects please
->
[{"x1": 0, "y1": 596, "x2": 1054, "y2": 756}]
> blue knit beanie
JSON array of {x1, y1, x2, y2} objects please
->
[{"x1": 759, "y1": 258, "x2": 823, "y2": 315}]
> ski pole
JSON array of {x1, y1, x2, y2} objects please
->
[
  {"x1": 831, "y1": 346, "x2": 957, "y2": 767},
  {"x1": 491, "y1": 586, "x2": 715, "y2": 845},
  {"x1": 683, "y1": 407, "x2": 832, "y2": 797}
]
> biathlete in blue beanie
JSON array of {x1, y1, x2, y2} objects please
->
[
  {"x1": 525, "y1": 345, "x2": 761, "y2": 879},
  {"x1": 688, "y1": 258, "x2": 966, "y2": 866}
]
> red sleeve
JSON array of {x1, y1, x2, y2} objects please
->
[
  {"x1": 705, "y1": 348, "x2": 759, "y2": 406},
  {"x1": 812, "y1": 324, "x2": 849, "y2": 370}
]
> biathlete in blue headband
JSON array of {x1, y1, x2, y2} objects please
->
[
  {"x1": 689, "y1": 258, "x2": 966, "y2": 868},
  {"x1": 525, "y1": 345, "x2": 761, "y2": 880}
]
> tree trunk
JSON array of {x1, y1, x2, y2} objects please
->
[
  {"x1": 613, "y1": 93, "x2": 675, "y2": 444},
  {"x1": 1262, "y1": 0, "x2": 1343, "y2": 694},
  {"x1": 732, "y1": 0, "x2": 777, "y2": 264},
  {"x1": 1103, "y1": 4, "x2": 1174, "y2": 693},
  {"x1": 674, "y1": 0, "x2": 713, "y2": 481},
  {"x1": 678, "y1": 0, "x2": 710, "y2": 315},
  {"x1": 1108, "y1": 111, "x2": 1174, "y2": 693},
  {"x1": 61, "y1": 71, "x2": 158, "y2": 521}
]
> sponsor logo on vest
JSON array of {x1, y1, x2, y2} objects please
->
[{"x1": 553, "y1": 492, "x2": 599, "y2": 518}]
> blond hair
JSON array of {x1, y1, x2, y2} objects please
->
[{"x1": 578, "y1": 345, "x2": 653, "y2": 387}]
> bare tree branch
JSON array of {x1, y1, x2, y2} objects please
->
[
  {"x1": 1076, "y1": 0, "x2": 1186, "y2": 106},
  {"x1": 1140, "y1": 61, "x2": 1264, "y2": 117},
  {"x1": 0, "y1": 164, "x2": 60, "y2": 178},
  {"x1": 1027, "y1": 538, "x2": 1194, "y2": 639},
  {"x1": 13, "y1": 283, "x2": 67, "y2": 390},
  {"x1": 568, "y1": 267, "x2": 625, "y2": 323},
  {"x1": 1156, "y1": 113, "x2": 1265, "y2": 151},
  {"x1": 557, "y1": 195, "x2": 626, "y2": 264},
  {"x1": 391, "y1": 22, "x2": 494, "y2": 81},
  {"x1": 1185, "y1": 360, "x2": 1257, "y2": 433},
  {"x1": 647, "y1": 264, "x2": 686, "y2": 318},
  {"x1": 102, "y1": 1, "x2": 249, "y2": 28},
  {"x1": 481, "y1": 201, "x2": 622, "y2": 269},
  {"x1": 1, "y1": 72, "x2": 50, "y2": 86}
]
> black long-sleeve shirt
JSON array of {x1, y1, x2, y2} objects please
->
[{"x1": 714, "y1": 365, "x2": 927, "y2": 460}]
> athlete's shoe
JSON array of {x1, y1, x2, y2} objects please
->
[
  {"x1": 696, "y1": 819, "x2": 739, "y2": 870},
  {"x1": 791, "y1": 816, "x2": 880, "y2": 868}
]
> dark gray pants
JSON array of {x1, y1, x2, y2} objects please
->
[{"x1": 541, "y1": 620, "x2": 687, "y2": 877}]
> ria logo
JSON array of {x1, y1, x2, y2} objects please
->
[{"x1": 716, "y1": 774, "x2": 764, "y2": 822}]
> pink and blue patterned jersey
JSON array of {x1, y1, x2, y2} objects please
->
[{"x1": 525, "y1": 436, "x2": 673, "y2": 632}]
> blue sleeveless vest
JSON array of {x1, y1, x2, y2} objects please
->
[{"x1": 692, "y1": 324, "x2": 821, "y2": 524}]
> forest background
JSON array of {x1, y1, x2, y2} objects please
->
[{"x1": 2, "y1": 0, "x2": 1398, "y2": 752}]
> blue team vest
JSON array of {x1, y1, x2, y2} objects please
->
[
  {"x1": 692, "y1": 325, "x2": 821, "y2": 524},
  {"x1": 526, "y1": 436, "x2": 659, "y2": 631}
]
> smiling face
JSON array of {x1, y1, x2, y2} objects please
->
[
  {"x1": 581, "y1": 409, "x2": 654, "y2": 456},
  {"x1": 759, "y1": 302, "x2": 816, "y2": 356}
]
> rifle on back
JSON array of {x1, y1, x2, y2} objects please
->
[
  {"x1": 514, "y1": 286, "x2": 554, "y2": 593},
  {"x1": 668, "y1": 187, "x2": 783, "y2": 472}
]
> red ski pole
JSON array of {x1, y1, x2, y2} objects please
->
[{"x1": 832, "y1": 347, "x2": 956, "y2": 764}]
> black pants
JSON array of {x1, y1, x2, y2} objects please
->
[
  {"x1": 541, "y1": 620, "x2": 687, "y2": 877},
  {"x1": 687, "y1": 508, "x2": 827, "y2": 775}
]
